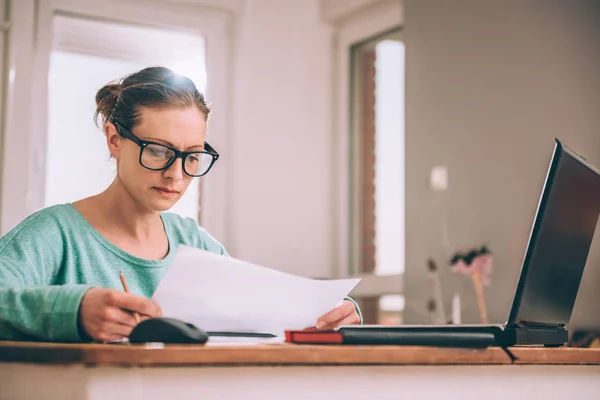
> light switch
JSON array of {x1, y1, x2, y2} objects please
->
[{"x1": 430, "y1": 166, "x2": 448, "y2": 191}]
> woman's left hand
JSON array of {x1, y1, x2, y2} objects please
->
[{"x1": 315, "y1": 300, "x2": 360, "y2": 330}]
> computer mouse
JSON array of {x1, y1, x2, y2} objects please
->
[{"x1": 129, "y1": 317, "x2": 208, "y2": 344}]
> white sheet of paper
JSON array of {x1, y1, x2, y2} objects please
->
[{"x1": 152, "y1": 246, "x2": 361, "y2": 336}]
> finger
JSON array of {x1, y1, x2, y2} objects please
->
[
  {"x1": 96, "y1": 333, "x2": 124, "y2": 344},
  {"x1": 108, "y1": 307, "x2": 139, "y2": 327},
  {"x1": 316, "y1": 301, "x2": 355, "y2": 328},
  {"x1": 107, "y1": 322, "x2": 134, "y2": 337},
  {"x1": 139, "y1": 314, "x2": 152, "y2": 322},
  {"x1": 317, "y1": 312, "x2": 361, "y2": 331},
  {"x1": 301, "y1": 326, "x2": 320, "y2": 332},
  {"x1": 317, "y1": 303, "x2": 349, "y2": 324},
  {"x1": 317, "y1": 316, "x2": 347, "y2": 331},
  {"x1": 111, "y1": 292, "x2": 162, "y2": 318},
  {"x1": 95, "y1": 323, "x2": 135, "y2": 343}
]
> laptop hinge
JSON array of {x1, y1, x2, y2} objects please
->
[
  {"x1": 512, "y1": 321, "x2": 565, "y2": 329},
  {"x1": 504, "y1": 322, "x2": 568, "y2": 347}
]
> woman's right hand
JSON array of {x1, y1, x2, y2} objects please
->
[{"x1": 78, "y1": 287, "x2": 162, "y2": 342}]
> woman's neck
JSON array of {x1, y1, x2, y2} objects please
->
[{"x1": 76, "y1": 179, "x2": 163, "y2": 241}]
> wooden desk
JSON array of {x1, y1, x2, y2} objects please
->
[{"x1": 1, "y1": 341, "x2": 600, "y2": 399}]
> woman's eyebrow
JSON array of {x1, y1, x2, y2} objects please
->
[{"x1": 145, "y1": 137, "x2": 204, "y2": 150}]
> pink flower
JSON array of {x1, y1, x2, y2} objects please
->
[{"x1": 451, "y1": 254, "x2": 493, "y2": 286}]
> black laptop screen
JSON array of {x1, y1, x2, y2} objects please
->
[{"x1": 508, "y1": 140, "x2": 600, "y2": 327}]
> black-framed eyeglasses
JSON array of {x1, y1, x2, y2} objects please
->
[{"x1": 113, "y1": 121, "x2": 219, "y2": 177}]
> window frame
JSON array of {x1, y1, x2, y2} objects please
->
[{"x1": 0, "y1": 0, "x2": 235, "y2": 245}]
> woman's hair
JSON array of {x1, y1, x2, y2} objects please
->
[{"x1": 94, "y1": 66, "x2": 211, "y2": 130}]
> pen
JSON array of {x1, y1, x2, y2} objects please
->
[{"x1": 119, "y1": 271, "x2": 141, "y2": 324}]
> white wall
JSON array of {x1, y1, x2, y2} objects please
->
[
  {"x1": 403, "y1": 0, "x2": 600, "y2": 324},
  {"x1": 226, "y1": 0, "x2": 335, "y2": 277}
]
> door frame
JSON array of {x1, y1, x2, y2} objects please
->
[{"x1": 331, "y1": 0, "x2": 404, "y2": 297}]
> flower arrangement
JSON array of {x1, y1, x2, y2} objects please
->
[{"x1": 450, "y1": 246, "x2": 493, "y2": 323}]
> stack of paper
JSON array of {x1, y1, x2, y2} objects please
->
[{"x1": 152, "y1": 246, "x2": 361, "y2": 336}]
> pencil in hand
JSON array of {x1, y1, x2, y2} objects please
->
[{"x1": 119, "y1": 271, "x2": 141, "y2": 324}]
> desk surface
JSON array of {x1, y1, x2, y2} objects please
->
[{"x1": 1, "y1": 341, "x2": 600, "y2": 366}]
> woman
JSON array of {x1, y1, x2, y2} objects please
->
[{"x1": 0, "y1": 67, "x2": 361, "y2": 343}]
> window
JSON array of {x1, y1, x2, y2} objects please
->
[
  {"x1": 0, "y1": 1, "x2": 232, "y2": 242},
  {"x1": 349, "y1": 28, "x2": 404, "y2": 324},
  {"x1": 46, "y1": 15, "x2": 206, "y2": 221}
]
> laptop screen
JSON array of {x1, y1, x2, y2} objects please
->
[{"x1": 507, "y1": 139, "x2": 600, "y2": 327}]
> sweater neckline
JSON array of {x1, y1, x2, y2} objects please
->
[{"x1": 64, "y1": 203, "x2": 175, "y2": 268}]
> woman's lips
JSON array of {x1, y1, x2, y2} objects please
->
[{"x1": 153, "y1": 187, "x2": 179, "y2": 197}]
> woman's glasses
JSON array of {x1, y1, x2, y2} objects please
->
[{"x1": 113, "y1": 122, "x2": 219, "y2": 177}]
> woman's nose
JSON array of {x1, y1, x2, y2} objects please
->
[{"x1": 163, "y1": 157, "x2": 185, "y2": 180}]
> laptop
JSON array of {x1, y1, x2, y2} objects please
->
[{"x1": 291, "y1": 138, "x2": 600, "y2": 348}]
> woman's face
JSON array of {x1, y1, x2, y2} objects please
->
[{"x1": 107, "y1": 106, "x2": 207, "y2": 212}]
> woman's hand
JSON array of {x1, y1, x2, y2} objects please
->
[
  {"x1": 315, "y1": 300, "x2": 361, "y2": 330},
  {"x1": 79, "y1": 288, "x2": 162, "y2": 342}
]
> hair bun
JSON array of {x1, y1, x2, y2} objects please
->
[{"x1": 94, "y1": 83, "x2": 121, "y2": 127}]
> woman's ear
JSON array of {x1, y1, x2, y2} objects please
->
[{"x1": 105, "y1": 122, "x2": 121, "y2": 159}]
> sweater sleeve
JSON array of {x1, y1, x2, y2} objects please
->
[
  {"x1": 344, "y1": 296, "x2": 363, "y2": 325},
  {"x1": 196, "y1": 225, "x2": 229, "y2": 256},
  {"x1": 0, "y1": 262, "x2": 91, "y2": 341},
  {"x1": 0, "y1": 210, "x2": 93, "y2": 342}
]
